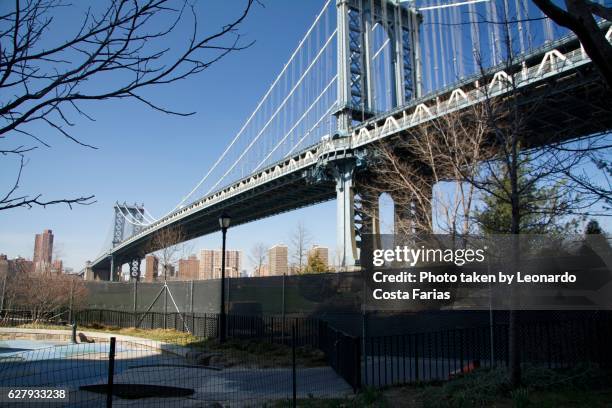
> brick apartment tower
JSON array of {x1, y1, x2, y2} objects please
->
[
  {"x1": 268, "y1": 245, "x2": 288, "y2": 276},
  {"x1": 33, "y1": 229, "x2": 53, "y2": 272},
  {"x1": 51, "y1": 259, "x2": 63, "y2": 274},
  {"x1": 199, "y1": 249, "x2": 242, "y2": 280},
  {"x1": 178, "y1": 255, "x2": 199, "y2": 280},
  {"x1": 144, "y1": 255, "x2": 158, "y2": 282}
]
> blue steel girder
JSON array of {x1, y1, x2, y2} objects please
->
[
  {"x1": 90, "y1": 23, "x2": 612, "y2": 274},
  {"x1": 338, "y1": 0, "x2": 419, "y2": 125}
]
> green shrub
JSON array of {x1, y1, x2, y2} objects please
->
[
  {"x1": 510, "y1": 387, "x2": 530, "y2": 408},
  {"x1": 421, "y1": 367, "x2": 509, "y2": 408}
]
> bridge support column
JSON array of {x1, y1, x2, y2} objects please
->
[
  {"x1": 355, "y1": 189, "x2": 380, "y2": 252},
  {"x1": 110, "y1": 255, "x2": 115, "y2": 282},
  {"x1": 414, "y1": 183, "x2": 432, "y2": 236},
  {"x1": 391, "y1": 184, "x2": 432, "y2": 242},
  {"x1": 334, "y1": 160, "x2": 358, "y2": 269}
]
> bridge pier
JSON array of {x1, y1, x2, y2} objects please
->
[
  {"x1": 110, "y1": 255, "x2": 116, "y2": 282},
  {"x1": 334, "y1": 160, "x2": 358, "y2": 269},
  {"x1": 355, "y1": 188, "x2": 380, "y2": 252},
  {"x1": 391, "y1": 184, "x2": 432, "y2": 242}
]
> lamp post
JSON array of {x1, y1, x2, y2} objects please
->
[{"x1": 219, "y1": 213, "x2": 231, "y2": 343}]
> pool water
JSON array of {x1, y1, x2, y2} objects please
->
[
  {"x1": 0, "y1": 340, "x2": 130, "y2": 361},
  {"x1": 0, "y1": 339, "x2": 62, "y2": 354}
]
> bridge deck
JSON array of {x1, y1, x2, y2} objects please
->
[{"x1": 91, "y1": 24, "x2": 612, "y2": 272}]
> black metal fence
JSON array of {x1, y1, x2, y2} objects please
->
[
  {"x1": 2, "y1": 308, "x2": 611, "y2": 395},
  {"x1": 363, "y1": 313, "x2": 612, "y2": 388},
  {"x1": 319, "y1": 323, "x2": 362, "y2": 392}
]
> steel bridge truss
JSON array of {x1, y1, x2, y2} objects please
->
[
  {"x1": 89, "y1": 16, "x2": 612, "y2": 277},
  {"x1": 336, "y1": 0, "x2": 420, "y2": 131}
]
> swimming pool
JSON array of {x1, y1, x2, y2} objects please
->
[
  {"x1": 0, "y1": 339, "x2": 164, "y2": 390},
  {"x1": 0, "y1": 339, "x2": 62, "y2": 354}
]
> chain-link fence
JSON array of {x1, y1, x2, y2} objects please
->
[{"x1": 0, "y1": 330, "x2": 354, "y2": 406}]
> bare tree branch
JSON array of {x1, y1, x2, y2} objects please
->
[
  {"x1": 0, "y1": 0, "x2": 256, "y2": 212},
  {"x1": 532, "y1": 0, "x2": 612, "y2": 88}
]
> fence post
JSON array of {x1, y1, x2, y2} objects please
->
[
  {"x1": 362, "y1": 311, "x2": 368, "y2": 386},
  {"x1": 190, "y1": 280, "x2": 194, "y2": 313},
  {"x1": 415, "y1": 334, "x2": 419, "y2": 382},
  {"x1": 282, "y1": 273, "x2": 286, "y2": 344},
  {"x1": 68, "y1": 280, "x2": 74, "y2": 324},
  {"x1": 0, "y1": 271, "x2": 7, "y2": 311},
  {"x1": 353, "y1": 336, "x2": 362, "y2": 392},
  {"x1": 133, "y1": 279, "x2": 138, "y2": 328},
  {"x1": 292, "y1": 324, "x2": 297, "y2": 408},
  {"x1": 107, "y1": 337, "x2": 116, "y2": 408},
  {"x1": 71, "y1": 321, "x2": 77, "y2": 344}
]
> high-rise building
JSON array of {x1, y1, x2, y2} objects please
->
[
  {"x1": 254, "y1": 264, "x2": 268, "y2": 277},
  {"x1": 0, "y1": 255, "x2": 8, "y2": 278},
  {"x1": 10, "y1": 257, "x2": 34, "y2": 274},
  {"x1": 33, "y1": 229, "x2": 53, "y2": 272},
  {"x1": 51, "y1": 259, "x2": 63, "y2": 274},
  {"x1": 308, "y1": 245, "x2": 329, "y2": 267},
  {"x1": 199, "y1": 249, "x2": 242, "y2": 280},
  {"x1": 268, "y1": 244, "x2": 288, "y2": 276},
  {"x1": 178, "y1": 255, "x2": 199, "y2": 280},
  {"x1": 144, "y1": 255, "x2": 158, "y2": 282}
]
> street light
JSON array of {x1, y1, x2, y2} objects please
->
[{"x1": 219, "y1": 213, "x2": 231, "y2": 342}]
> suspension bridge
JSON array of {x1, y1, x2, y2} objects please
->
[{"x1": 88, "y1": 0, "x2": 612, "y2": 280}]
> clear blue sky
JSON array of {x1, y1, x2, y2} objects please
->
[{"x1": 0, "y1": 1, "x2": 340, "y2": 271}]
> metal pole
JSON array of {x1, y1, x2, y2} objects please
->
[
  {"x1": 190, "y1": 280, "x2": 194, "y2": 313},
  {"x1": 68, "y1": 279, "x2": 74, "y2": 324},
  {"x1": 109, "y1": 255, "x2": 114, "y2": 282},
  {"x1": 133, "y1": 277, "x2": 138, "y2": 327},
  {"x1": 227, "y1": 274, "x2": 231, "y2": 312},
  {"x1": 164, "y1": 283, "x2": 168, "y2": 330},
  {"x1": 0, "y1": 270, "x2": 7, "y2": 311},
  {"x1": 220, "y1": 227, "x2": 227, "y2": 342},
  {"x1": 488, "y1": 259, "x2": 495, "y2": 366},
  {"x1": 71, "y1": 321, "x2": 77, "y2": 344},
  {"x1": 190, "y1": 280, "x2": 195, "y2": 335},
  {"x1": 107, "y1": 337, "x2": 116, "y2": 408},
  {"x1": 282, "y1": 273, "x2": 286, "y2": 344},
  {"x1": 292, "y1": 324, "x2": 297, "y2": 407}
]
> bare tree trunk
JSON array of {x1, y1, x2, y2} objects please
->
[{"x1": 533, "y1": 0, "x2": 612, "y2": 89}]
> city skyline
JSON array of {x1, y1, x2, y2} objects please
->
[
  {"x1": 0, "y1": 1, "x2": 337, "y2": 271},
  {"x1": 131, "y1": 242, "x2": 331, "y2": 282},
  {"x1": 1, "y1": 229, "x2": 66, "y2": 275}
]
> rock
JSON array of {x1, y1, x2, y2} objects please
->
[
  {"x1": 207, "y1": 355, "x2": 225, "y2": 368},
  {"x1": 185, "y1": 351, "x2": 222, "y2": 366}
]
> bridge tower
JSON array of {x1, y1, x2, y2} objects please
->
[
  {"x1": 334, "y1": 0, "x2": 420, "y2": 268},
  {"x1": 336, "y1": 0, "x2": 420, "y2": 131},
  {"x1": 109, "y1": 203, "x2": 146, "y2": 281}
]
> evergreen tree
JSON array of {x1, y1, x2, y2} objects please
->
[
  {"x1": 304, "y1": 253, "x2": 327, "y2": 274},
  {"x1": 585, "y1": 219, "x2": 604, "y2": 235},
  {"x1": 475, "y1": 162, "x2": 577, "y2": 234}
]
